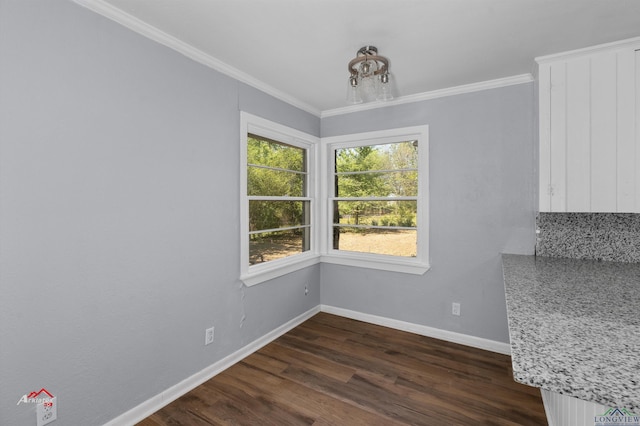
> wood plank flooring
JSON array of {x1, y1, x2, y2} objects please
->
[{"x1": 138, "y1": 313, "x2": 547, "y2": 425}]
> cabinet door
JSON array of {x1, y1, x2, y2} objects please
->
[
  {"x1": 618, "y1": 49, "x2": 639, "y2": 212},
  {"x1": 539, "y1": 47, "x2": 640, "y2": 212}
]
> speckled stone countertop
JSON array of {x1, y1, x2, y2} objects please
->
[{"x1": 502, "y1": 254, "x2": 640, "y2": 411}]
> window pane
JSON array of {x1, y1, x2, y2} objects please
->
[
  {"x1": 248, "y1": 134, "x2": 305, "y2": 172},
  {"x1": 333, "y1": 200, "x2": 417, "y2": 228},
  {"x1": 336, "y1": 170, "x2": 418, "y2": 197},
  {"x1": 250, "y1": 200, "x2": 310, "y2": 232},
  {"x1": 248, "y1": 166, "x2": 305, "y2": 197},
  {"x1": 332, "y1": 227, "x2": 417, "y2": 257},
  {"x1": 250, "y1": 228, "x2": 310, "y2": 265},
  {"x1": 335, "y1": 141, "x2": 417, "y2": 173}
]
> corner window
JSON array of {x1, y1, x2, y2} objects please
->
[
  {"x1": 240, "y1": 113, "x2": 319, "y2": 286},
  {"x1": 322, "y1": 126, "x2": 429, "y2": 274}
]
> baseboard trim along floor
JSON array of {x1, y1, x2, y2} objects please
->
[
  {"x1": 103, "y1": 304, "x2": 510, "y2": 425},
  {"x1": 103, "y1": 306, "x2": 321, "y2": 426},
  {"x1": 320, "y1": 305, "x2": 511, "y2": 355}
]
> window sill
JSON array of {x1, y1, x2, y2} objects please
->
[
  {"x1": 241, "y1": 252, "x2": 429, "y2": 286},
  {"x1": 241, "y1": 253, "x2": 321, "y2": 287},
  {"x1": 320, "y1": 253, "x2": 430, "y2": 275}
]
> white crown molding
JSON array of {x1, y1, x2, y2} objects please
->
[
  {"x1": 71, "y1": 0, "x2": 321, "y2": 117},
  {"x1": 321, "y1": 305, "x2": 512, "y2": 355},
  {"x1": 72, "y1": 0, "x2": 534, "y2": 120},
  {"x1": 321, "y1": 73, "x2": 534, "y2": 118},
  {"x1": 535, "y1": 36, "x2": 640, "y2": 64}
]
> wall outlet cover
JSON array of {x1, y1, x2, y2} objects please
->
[
  {"x1": 37, "y1": 396, "x2": 57, "y2": 426},
  {"x1": 452, "y1": 302, "x2": 461, "y2": 316},
  {"x1": 205, "y1": 326, "x2": 215, "y2": 345}
]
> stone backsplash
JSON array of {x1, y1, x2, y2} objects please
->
[{"x1": 536, "y1": 213, "x2": 640, "y2": 262}]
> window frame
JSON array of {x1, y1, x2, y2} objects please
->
[
  {"x1": 240, "y1": 112, "x2": 319, "y2": 286},
  {"x1": 320, "y1": 126, "x2": 430, "y2": 275}
]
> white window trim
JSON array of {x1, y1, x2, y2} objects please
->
[
  {"x1": 320, "y1": 125, "x2": 430, "y2": 275},
  {"x1": 240, "y1": 112, "x2": 320, "y2": 286}
]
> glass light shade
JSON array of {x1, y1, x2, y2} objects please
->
[
  {"x1": 359, "y1": 76, "x2": 378, "y2": 102},
  {"x1": 355, "y1": 59, "x2": 378, "y2": 102},
  {"x1": 376, "y1": 73, "x2": 394, "y2": 101},
  {"x1": 346, "y1": 77, "x2": 363, "y2": 104},
  {"x1": 346, "y1": 47, "x2": 393, "y2": 105}
]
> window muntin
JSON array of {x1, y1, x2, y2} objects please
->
[
  {"x1": 247, "y1": 135, "x2": 307, "y2": 197},
  {"x1": 335, "y1": 170, "x2": 418, "y2": 197},
  {"x1": 241, "y1": 116, "x2": 426, "y2": 283},
  {"x1": 247, "y1": 134, "x2": 311, "y2": 266},
  {"x1": 248, "y1": 135, "x2": 305, "y2": 171},
  {"x1": 323, "y1": 125, "x2": 429, "y2": 275},
  {"x1": 332, "y1": 141, "x2": 419, "y2": 258},
  {"x1": 241, "y1": 113, "x2": 319, "y2": 286}
]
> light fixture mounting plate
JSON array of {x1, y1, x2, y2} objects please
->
[{"x1": 357, "y1": 46, "x2": 378, "y2": 56}]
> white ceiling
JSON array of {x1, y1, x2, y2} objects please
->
[{"x1": 83, "y1": 0, "x2": 640, "y2": 115}]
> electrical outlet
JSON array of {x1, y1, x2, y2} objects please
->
[
  {"x1": 37, "y1": 397, "x2": 57, "y2": 426},
  {"x1": 205, "y1": 327, "x2": 215, "y2": 345},
  {"x1": 452, "y1": 302, "x2": 461, "y2": 316}
]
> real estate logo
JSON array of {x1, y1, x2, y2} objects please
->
[
  {"x1": 594, "y1": 407, "x2": 640, "y2": 426},
  {"x1": 16, "y1": 388, "x2": 54, "y2": 406}
]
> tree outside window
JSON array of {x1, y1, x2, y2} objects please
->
[
  {"x1": 333, "y1": 141, "x2": 419, "y2": 257},
  {"x1": 247, "y1": 135, "x2": 310, "y2": 265}
]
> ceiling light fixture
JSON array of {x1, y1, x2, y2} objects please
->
[{"x1": 347, "y1": 45, "x2": 393, "y2": 104}]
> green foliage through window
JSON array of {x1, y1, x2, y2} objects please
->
[
  {"x1": 247, "y1": 134, "x2": 310, "y2": 264},
  {"x1": 333, "y1": 141, "x2": 419, "y2": 257}
]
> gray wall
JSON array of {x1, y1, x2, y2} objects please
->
[
  {"x1": 0, "y1": 1, "x2": 320, "y2": 425},
  {"x1": 321, "y1": 83, "x2": 536, "y2": 343},
  {"x1": 0, "y1": 1, "x2": 537, "y2": 425}
]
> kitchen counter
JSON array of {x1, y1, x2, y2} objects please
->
[{"x1": 502, "y1": 254, "x2": 640, "y2": 411}]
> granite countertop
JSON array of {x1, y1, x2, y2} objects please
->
[{"x1": 502, "y1": 254, "x2": 640, "y2": 411}]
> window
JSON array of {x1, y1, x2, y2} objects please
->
[
  {"x1": 241, "y1": 115, "x2": 427, "y2": 284},
  {"x1": 240, "y1": 113, "x2": 319, "y2": 286},
  {"x1": 322, "y1": 126, "x2": 429, "y2": 274}
]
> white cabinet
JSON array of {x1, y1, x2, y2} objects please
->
[
  {"x1": 537, "y1": 38, "x2": 640, "y2": 212},
  {"x1": 540, "y1": 390, "x2": 611, "y2": 426}
]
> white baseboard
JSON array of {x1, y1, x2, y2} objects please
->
[
  {"x1": 104, "y1": 304, "x2": 509, "y2": 425},
  {"x1": 103, "y1": 305, "x2": 320, "y2": 426},
  {"x1": 320, "y1": 305, "x2": 511, "y2": 355}
]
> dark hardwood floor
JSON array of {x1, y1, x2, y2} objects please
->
[{"x1": 138, "y1": 313, "x2": 547, "y2": 425}]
